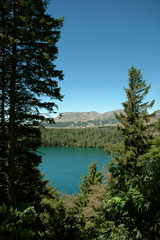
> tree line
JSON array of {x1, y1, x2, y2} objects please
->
[
  {"x1": 40, "y1": 127, "x2": 122, "y2": 148},
  {"x1": 0, "y1": 0, "x2": 160, "y2": 239}
]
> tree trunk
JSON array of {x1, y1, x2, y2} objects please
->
[
  {"x1": 0, "y1": 5, "x2": 8, "y2": 205},
  {"x1": 8, "y1": 0, "x2": 17, "y2": 207}
]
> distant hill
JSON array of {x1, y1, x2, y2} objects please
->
[
  {"x1": 42, "y1": 109, "x2": 160, "y2": 128},
  {"x1": 153, "y1": 110, "x2": 160, "y2": 121},
  {"x1": 53, "y1": 110, "x2": 123, "y2": 128}
]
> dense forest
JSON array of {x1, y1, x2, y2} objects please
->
[
  {"x1": 0, "y1": 1, "x2": 160, "y2": 239},
  {"x1": 41, "y1": 127, "x2": 122, "y2": 148}
]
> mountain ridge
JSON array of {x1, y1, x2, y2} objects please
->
[
  {"x1": 42, "y1": 109, "x2": 160, "y2": 128},
  {"x1": 55, "y1": 109, "x2": 123, "y2": 123}
]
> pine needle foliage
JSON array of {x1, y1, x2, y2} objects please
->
[
  {"x1": 80, "y1": 161, "x2": 103, "y2": 195},
  {"x1": 0, "y1": 0, "x2": 63, "y2": 209},
  {"x1": 102, "y1": 66, "x2": 158, "y2": 239},
  {"x1": 106, "y1": 66, "x2": 155, "y2": 173}
]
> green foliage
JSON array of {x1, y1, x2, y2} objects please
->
[
  {"x1": 40, "y1": 184, "x2": 67, "y2": 240},
  {"x1": 106, "y1": 66, "x2": 155, "y2": 174},
  {"x1": 0, "y1": 0, "x2": 65, "y2": 238},
  {"x1": 69, "y1": 161, "x2": 107, "y2": 239},
  {"x1": 101, "y1": 173, "x2": 155, "y2": 239},
  {"x1": 61, "y1": 194, "x2": 82, "y2": 240},
  {"x1": 101, "y1": 66, "x2": 159, "y2": 240},
  {"x1": 142, "y1": 120, "x2": 160, "y2": 239},
  {"x1": 41, "y1": 127, "x2": 122, "y2": 148},
  {"x1": 80, "y1": 161, "x2": 103, "y2": 194},
  {"x1": 0, "y1": 203, "x2": 41, "y2": 240},
  {"x1": 38, "y1": 162, "x2": 107, "y2": 240},
  {"x1": 79, "y1": 183, "x2": 107, "y2": 239},
  {"x1": 0, "y1": 0, "x2": 63, "y2": 207}
]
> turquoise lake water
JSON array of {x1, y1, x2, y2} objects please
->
[{"x1": 39, "y1": 147, "x2": 111, "y2": 194}]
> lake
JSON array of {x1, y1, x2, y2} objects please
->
[{"x1": 39, "y1": 147, "x2": 111, "y2": 194}]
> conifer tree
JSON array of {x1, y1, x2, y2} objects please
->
[
  {"x1": 102, "y1": 66, "x2": 157, "y2": 239},
  {"x1": 0, "y1": 0, "x2": 64, "y2": 208},
  {"x1": 74, "y1": 161, "x2": 105, "y2": 239},
  {"x1": 106, "y1": 66, "x2": 155, "y2": 176},
  {"x1": 0, "y1": 0, "x2": 11, "y2": 204},
  {"x1": 80, "y1": 161, "x2": 103, "y2": 195}
]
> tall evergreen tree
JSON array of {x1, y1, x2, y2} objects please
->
[
  {"x1": 0, "y1": 0, "x2": 64, "y2": 208},
  {"x1": 106, "y1": 66, "x2": 155, "y2": 175},
  {"x1": 102, "y1": 66, "x2": 157, "y2": 239},
  {"x1": 0, "y1": 0, "x2": 11, "y2": 204}
]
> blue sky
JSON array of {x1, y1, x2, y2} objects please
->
[{"x1": 47, "y1": 0, "x2": 160, "y2": 115}]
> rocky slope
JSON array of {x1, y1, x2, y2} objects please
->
[
  {"x1": 42, "y1": 109, "x2": 159, "y2": 128},
  {"x1": 53, "y1": 109, "x2": 123, "y2": 128}
]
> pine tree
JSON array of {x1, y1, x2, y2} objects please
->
[
  {"x1": 0, "y1": 0, "x2": 11, "y2": 204},
  {"x1": 102, "y1": 66, "x2": 157, "y2": 239},
  {"x1": 80, "y1": 161, "x2": 103, "y2": 195},
  {"x1": 106, "y1": 66, "x2": 155, "y2": 175},
  {"x1": 0, "y1": 0, "x2": 64, "y2": 208},
  {"x1": 74, "y1": 161, "x2": 105, "y2": 239}
]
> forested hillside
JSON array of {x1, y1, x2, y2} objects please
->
[{"x1": 41, "y1": 127, "x2": 122, "y2": 148}]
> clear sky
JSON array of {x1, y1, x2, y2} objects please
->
[{"x1": 47, "y1": 0, "x2": 160, "y2": 115}]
